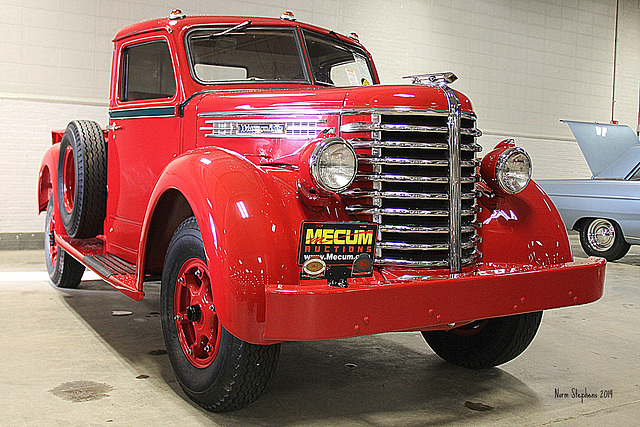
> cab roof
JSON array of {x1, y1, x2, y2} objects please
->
[{"x1": 114, "y1": 13, "x2": 363, "y2": 49}]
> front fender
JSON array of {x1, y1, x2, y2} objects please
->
[
  {"x1": 140, "y1": 147, "x2": 304, "y2": 343},
  {"x1": 478, "y1": 180, "x2": 573, "y2": 265}
]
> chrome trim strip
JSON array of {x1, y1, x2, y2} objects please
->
[
  {"x1": 341, "y1": 122, "x2": 481, "y2": 137},
  {"x1": 358, "y1": 158, "x2": 449, "y2": 167},
  {"x1": 344, "y1": 206, "x2": 480, "y2": 216},
  {"x1": 379, "y1": 241, "x2": 449, "y2": 250},
  {"x1": 357, "y1": 157, "x2": 478, "y2": 167},
  {"x1": 340, "y1": 189, "x2": 478, "y2": 200},
  {"x1": 379, "y1": 221, "x2": 481, "y2": 234},
  {"x1": 378, "y1": 236, "x2": 479, "y2": 251},
  {"x1": 341, "y1": 123, "x2": 448, "y2": 133},
  {"x1": 350, "y1": 140, "x2": 448, "y2": 150},
  {"x1": 355, "y1": 174, "x2": 476, "y2": 184},
  {"x1": 380, "y1": 225, "x2": 450, "y2": 234},
  {"x1": 376, "y1": 250, "x2": 480, "y2": 268},
  {"x1": 441, "y1": 84, "x2": 462, "y2": 273},
  {"x1": 349, "y1": 139, "x2": 482, "y2": 152},
  {"x1": 342, "y1": 108, "x2": 477, "y2": 121}
]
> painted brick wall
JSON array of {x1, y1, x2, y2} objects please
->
[{"x1": 0, "y1": 0, "x2": 638, "y2": 234}]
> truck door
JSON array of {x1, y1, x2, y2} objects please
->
[{"x1": 107, "y1": 35, "x2": 181, "y2": 262}]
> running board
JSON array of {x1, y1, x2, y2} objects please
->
[
  {"x1": 55, "y1": 234, "x2": 143, "y2": 301},
  {"x1": 84, "y1": 254, "x2": 135, "y2": 277}
]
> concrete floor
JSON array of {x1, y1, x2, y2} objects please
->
[{"x1": 1, "y1": 234, "x2": 639, "y2": 426}]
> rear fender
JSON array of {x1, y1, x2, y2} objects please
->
[
  {"x1": 139, "y1": 147, "x2": 302, "y2": 343},
  {"x1": 38, "y1": 144, "x2": 61, "y2": 214},
  {"x1": 478, "y1": 181, "x2": 573, "y2": 265}
]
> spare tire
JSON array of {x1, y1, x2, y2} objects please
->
[{"x1": 57, "y1": 120, "x2": 107, "y2": 238}]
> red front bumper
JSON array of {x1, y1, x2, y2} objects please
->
[{"x1": 264, "y1": 257, "x2": 605, "y2": 341}]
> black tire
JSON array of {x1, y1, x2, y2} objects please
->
[
  {"x1": 57, "y1": 120, "x2": 107, "y2": 238},
  {"x1": 579, "y1": 218, "x2": 630, "y2": 261},
  {"x1": 422, "y1": 311, "x2": 543, "y2": 369},
  {"x1": 44, "y1": 198, "x2": 85, "y2": 288},
  {"x1": 161, "y1": 217, "x2": 280, "y2": 412}
]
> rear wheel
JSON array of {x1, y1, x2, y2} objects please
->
[
  {"x1": 44, "y1": 198, "x2": 84, "y2": 288},
  {"x1": 579, "y1": 218, "x2": 630, "y2": 261},
  {"x1": 57, "y1": 120, "x2": 107, "y2": 238},
  {"x1": 161, "y1": 217, "x2": 280, "y2": 412},
  {"x1": 422, "y1": 312, "x2": 542, "y2": 369}
]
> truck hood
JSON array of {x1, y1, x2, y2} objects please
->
[
  {"x1": 194, "y1": 84, "x2": 474, "y2": 116},
  {"x1": 562, "y1": 120, "x2": 640, "y2": 179},
  {"x1": 193, "y1": 84, "x2": 475, "y2": 164}
]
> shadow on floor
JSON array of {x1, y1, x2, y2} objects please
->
[{"x1": 58, "y1": 280, "x2": 540, "y2": 426}]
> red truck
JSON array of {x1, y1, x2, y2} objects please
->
[{"x1": 38, "y1": 10, "x2": 605, "y2": 411}]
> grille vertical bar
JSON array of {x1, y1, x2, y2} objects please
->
[{"x1": 443, "y1": 86, "x2": 462, "y2": 272}]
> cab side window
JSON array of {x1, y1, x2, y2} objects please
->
[{"x1": 120, "y1": 40, "x2": 176, "y2": 101}]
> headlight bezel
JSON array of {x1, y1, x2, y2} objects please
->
[
  {"x1": 308, "y1": 137, "x2": 357, "y2": 193},
  {"x1": 495, "y1": 146, "x2": 532, "y2": 194}
]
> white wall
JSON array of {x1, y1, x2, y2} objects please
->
[{"x1": 1, "y1": 0, "x2": 639, "y2": 235}]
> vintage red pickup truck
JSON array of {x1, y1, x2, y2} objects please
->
[{"x1": 37, "y1": 10, "x2": 605, "y2": 411}]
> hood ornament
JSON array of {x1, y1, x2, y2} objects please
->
[{"x1": 403, "y1": 72, "x2": 458, "y2": 86}]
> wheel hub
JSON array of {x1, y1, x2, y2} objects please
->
[
  {"x1": 186, "y1": 304, "x2": 202, "y2": 322},
  {"x1": 62, "y1": 145, "x2": 75, "y2": 214},
  {"x1": 174, "y1": 258, "x2": 220, "y2": 368},
  {"x1": 587, "y1": 219, "x2": 615, "y2": 251}
]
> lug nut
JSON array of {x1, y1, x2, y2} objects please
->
[
  {"x1": 209, "y1": 305, "x2": 215, "y2": 311},
  {"x1": 186, "y1": 348, "x2": 192, "y2": 355},
  {"x1": 204, "y1": 345, "x2": 211, "y2": 352},
  {"x1": 174, "y1": 314, "x2": 181, "y2": 321},
  {"x1": 195, "y1": 269, "x2": 202, "y2": 278},
  {"x1": 178, "y1": 277, "x2": 184, "y2": 284}
]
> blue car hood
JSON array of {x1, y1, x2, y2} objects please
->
[{"x1": 563, "y1": 120, "x2": 640, "y2": 179}]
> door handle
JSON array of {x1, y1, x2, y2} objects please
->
[{"x1": 106, "y1": 124, "x2": 122, "y2": 131}]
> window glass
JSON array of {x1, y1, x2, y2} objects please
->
[
  {"x1": 628, "y1": 164, "x2": 640, "y2": 180},
  {"x1": 121, "y1": 41, "x2": 176, "y2": 101},
  {"x1": 187, "y1": 28, "x2": 307, "y2": 83},
  {"x1": 303, "y1": 30, "x2": 375, "y2": 87}
]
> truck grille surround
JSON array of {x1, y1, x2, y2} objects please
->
[{"x1": 340, "y1": 94, "x2": 482, "y2": 272}]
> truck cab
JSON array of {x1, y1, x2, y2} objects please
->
[{"x1": 38, "y1": 10, "x2": 605, "y2": 412}]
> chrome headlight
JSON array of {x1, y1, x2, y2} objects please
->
[
  {"x1": 496, "y1": 147, "x2": 532, "y2": 194},
  {"x1": 309, "y1": 137, "x2": 357, "y2": 193}
]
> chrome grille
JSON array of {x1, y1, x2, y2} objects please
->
[{"x1": 341, "y1": 108, "x2": 482, "y2": 270}]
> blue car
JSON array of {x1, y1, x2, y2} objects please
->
[{"x1": 538, "y1": 120, "x2": 640, "y2": 261}]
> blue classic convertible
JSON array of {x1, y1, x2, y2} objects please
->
[{"x1": 538, "y1": 120, "x2": 640, "y2": 261}]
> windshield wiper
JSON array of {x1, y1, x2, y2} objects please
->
[{"x1": 210, "y1": 20, "x2": 252, "y2": 38}]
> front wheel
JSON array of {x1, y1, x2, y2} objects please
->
[
  {"x1": 579, "y1": 218, "x2": 630, "y2": 261},
  {"x1": 161, "y1": 217, "x2": 280, "y2": 412},
  {"x1": 422, "y1": 311, "x2": 542, "y2": 369},
  {"x1": 44, "y1": 198, "x2": 84, "y2": 288}
]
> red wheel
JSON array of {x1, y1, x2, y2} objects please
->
[
  {"x1": 174, "y1": 258, "x2": 220, "y2": 368},
  {"x1": 62, "y1": 144, "x2": 75, "y2": 215},
  {"x1": 161, "y1": 217, "x2": 280, "y2": 412}
]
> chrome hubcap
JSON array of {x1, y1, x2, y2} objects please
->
[{"x1": 587, "y1": 219, "x2": 615, "y2": 251}]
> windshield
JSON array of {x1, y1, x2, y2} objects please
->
[
  {"x1": 303, "y1": 30, "x2": 375, "y2": 87},
  {"x1": 186, "y1": 26, "x2": 376, "y2": 87},
  {"x1": 187, "y1": 28, "x2": 308, "y2": 84}
]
